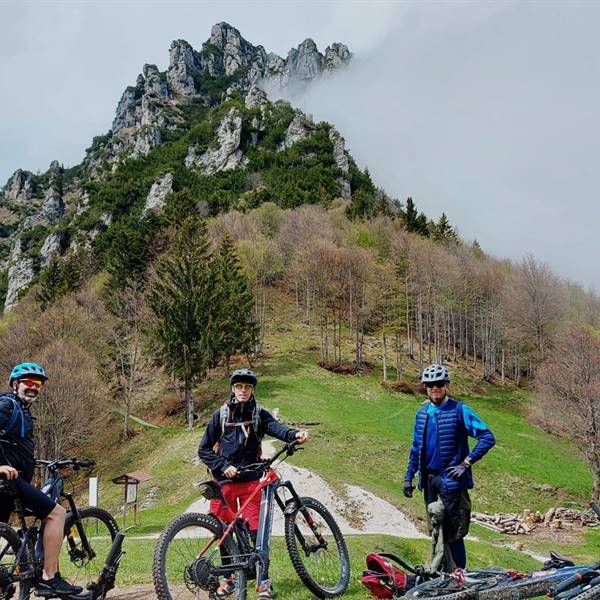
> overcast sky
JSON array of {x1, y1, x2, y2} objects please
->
[{"x1": 1, "y1": 1, "x2": 599, "y2": 292}]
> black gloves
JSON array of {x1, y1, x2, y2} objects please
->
[
  {"x1": 403, "y1": 481, "x2": 415, "y2": 498},
  {"x1": 446, "y1": 462, "x2": 470, "y2": 480}
]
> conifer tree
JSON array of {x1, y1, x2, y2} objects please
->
[
  {"x1": 432, "y1": 212, "x2": 459, "y2": 243},
  {"x1": 36, "y1": 257, "x2": 65, "y2": 310},
  {"x1": 146, "y1": 217, "x2": 219, "y2": 428},
  {"x1": 214, "y1": 231, "x2": 259, "y2": 373},
  {"x1": 403, "y1": 197, "x2": 430, "y2": 237}
]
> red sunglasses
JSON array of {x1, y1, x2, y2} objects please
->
[{"x1": 19, "y1": 378, "x2": 44, "y2": 389}]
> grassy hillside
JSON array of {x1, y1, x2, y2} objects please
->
[{"x1": 86, "y1": 289, "x2": 597, "y2": 581}]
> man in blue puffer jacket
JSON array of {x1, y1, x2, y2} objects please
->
[{"x1": 403, "y1": 364, "x2": 495, "y2": 569}]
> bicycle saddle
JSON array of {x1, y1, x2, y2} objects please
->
[
  {"x1": 543, "y1": 550, "x2": 575, "y2": 569},
  {"x1": 197, "y1": 480, "x2": 225, "y2": 502}
]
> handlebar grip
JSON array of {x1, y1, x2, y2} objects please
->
[{"x1": 553, "y1": 573, "x2": 585, "y2": 596}]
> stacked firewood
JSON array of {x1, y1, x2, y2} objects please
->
[{"x1": 472, "y1": 507, "x2": 598, "y2": 535}]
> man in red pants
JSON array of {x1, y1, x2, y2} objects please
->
[{"x1": 199, "y1": 369, "x2": 308, "y2": 599}]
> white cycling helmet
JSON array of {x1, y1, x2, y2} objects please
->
[{"x1": 421, "y1": 364, "x2": 450, "y2": 384}]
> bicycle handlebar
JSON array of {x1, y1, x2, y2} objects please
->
[
  {"x1": 236, "y1": 441, "x2": 302, "y2": 474},
  {"x1": 35, "y1": 457, "x2": 96, "y2": 471}
]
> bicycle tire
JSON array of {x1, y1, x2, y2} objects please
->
[
  {"x1": 571, "y1": 584, "x2": 600, "y2": 599},
  {"x1": 478, "y1": 575, "x2": 564, "y2": 600},
  {"x1": 406, "y1": 569, "x2": 511, "y2": 600},
  {"x1": 0, "y1": 522, "x2": 22, "y2": 599},
  {"x1": 284, "y1": 496, "x2": 350, "y2": 598},
  {"x1": 153, "y1": 512, "x2": 247, "y2": 600},
  {"x1": 62, "y1": 506, "x2": 119, "y2": 597}
]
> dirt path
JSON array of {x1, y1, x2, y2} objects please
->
[
  {"x1": 186, "y1": 440, "x2": 425, "y2": 538},
  {"x1": 109, "y1": 585, "x2": 159, "y2": 600}
]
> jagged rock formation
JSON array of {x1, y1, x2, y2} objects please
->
[
  {"x1": 329, "y1": 128, "x2": 351, "y2": 200},
  {"x1": 0, "y1": 22, "x2": 353, "y2": 312},
  {"x1": 40, "y1": 231, "x2": 67, "y2": 267},
  {"x1": 282, "y1": 113, "x2": 317, "y2": 149},
  {"x1": 185, "y1": 108, "x2": 248, "y2": 175},
  {"x1": 143, "y1": 173, "x2": 173, "y2": 214},
  {"x1": 5, "y1": 170, "x2": 34, "y2": 204},
  {"x1": 5, "y1": 240, "x2": 35, "y2": 312},
  {"x1": 94, "y1": 21, "x2": 350, "y2": 172}
]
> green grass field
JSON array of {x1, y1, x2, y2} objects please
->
[{"x1": 84, "y1": 293, "x2": 596, "y2": 593}]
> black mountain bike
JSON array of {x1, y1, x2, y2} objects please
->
[
  {"x1": 0, "y1": 458, "x2": 124, "y2": 600},
  {"x1": 153, "y1": 442, "x2": 350, "y2": 600}
]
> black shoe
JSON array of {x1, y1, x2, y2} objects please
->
[{"x1": 35, "y1": 573, "x2": 83, "y2": 598}]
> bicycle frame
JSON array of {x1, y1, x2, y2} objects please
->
[{"x1": 201, "y1": 465, "x2": 326, "y2": 581}]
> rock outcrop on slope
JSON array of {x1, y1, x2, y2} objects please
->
[{"x1": 0, "y1": 22, "x2": 354, "y2": 313}]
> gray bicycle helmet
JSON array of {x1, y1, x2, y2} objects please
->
[
  {"x1": 421, "y1": 364, "x2": 450, "y2": 384},
  {"x1": 229, "y1": 368, "x2": 257, "y2": 387}
]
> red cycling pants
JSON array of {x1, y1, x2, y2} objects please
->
[{"x1": 209, "y1": 480, "x2": 262, "y2": 530}]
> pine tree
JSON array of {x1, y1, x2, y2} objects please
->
[
  {"x1": 214, "y1": 231, "x2": 259, "y2": 373},
  {"x1": 36, "y1": 257, "x2": 65, "y2": 310},
  {"x1": 402, "y1": 197, "x2": 430, "y2": 237},
  {"x1": 146, "y1": 217, "x2": 219, "y2": 428},
  {"x1": 432, "y1": 212, "x2": 458, "y2": 243}
]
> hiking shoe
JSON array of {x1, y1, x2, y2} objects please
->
[
  {"x1": 215, "y1": 577, "x2": 236, "y2": 598},
  {"x1": 35, "y1": 573, "x2": 83, "y2": 597},
  {"x1": 257, "y1": 579, "x2": 274, "y2": 599}
]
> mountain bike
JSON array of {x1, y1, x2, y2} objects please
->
[
  {"x1": 406, "y1": 503, "x2": 600, "y2": 600},
  {"x1": 152, "y1": 441, "x2": 350, "y2": 600},
  {"x1": 0, "y1": 458, "x2": 125, "y2": 600}
]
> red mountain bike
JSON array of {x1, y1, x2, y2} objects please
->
[{"x1": 152, "y1": 442, "x2": 350, "y2": 600}]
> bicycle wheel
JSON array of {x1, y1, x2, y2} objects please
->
[
  {"x1": 570, "y1": 583, "x2": 600, "y2": 599},
  {"x1": 478, "y1": 574, "x2": 563, "y2": 600},
  {"x1": 284, "y1": 496, "x2": 350, "y2": 598},
  {"x1": 153, "y1": 512, "x2": 247, "y2": 600},
  {"x1": 62, "y1": 506, "x2": 119, "y2": 595},
  {"x1": 0, "y1": 523, "x2": 20, "y2": 599},
  {"x1": 406, "y1": 569, "x2": 510, "y2": 600}
]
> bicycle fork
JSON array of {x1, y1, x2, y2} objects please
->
[{"x1": 277, "y1": 482, "x2": 328, "y2": 555}]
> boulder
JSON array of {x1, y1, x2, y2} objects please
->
[
  {"x1": 40, "y1": 231, "x2": 67, "y2": 267},
  {"x1": 4, "y1": 170, "x2": 34, "y2": 204},
  {"x1": 288, "y1": 39, "x2": 323, "y2": 81},
  {"x1": 167, "y1": 39, "x2": 200, "y2": 97},
  {"x1": 209, "y1": 22, "x2": 255, "y2": 76},
  {"x1": 41, "y1": 188, "x2": 64, "y2": 225},
  {"x1": 329, "y1": 128, "x2": 351, "y2": 199},
  {"x1": 143, "y1": 173, "x2": 173, "y2": 214},
  {"x1": 281, "y1": 114, "x2": 316, "y2": 149},
  {"x1": 185, "y1": 108, "x2": 248, "y2": 175},
  {"x1": 324, "y1": 43, "x2": 352, "y2": 71}
]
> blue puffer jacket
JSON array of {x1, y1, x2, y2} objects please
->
[{"x1": 404, "y1": 397, "x2": 495, "y2": 492}]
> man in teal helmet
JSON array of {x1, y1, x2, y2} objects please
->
[{"x1": 0, "y1": 363, "x2": 83, "y2": 597}]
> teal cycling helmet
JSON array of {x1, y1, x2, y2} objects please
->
[{"x1": 9, "y1": 363, "x2": 48, "y2": 386}]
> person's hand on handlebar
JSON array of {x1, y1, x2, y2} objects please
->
[
  {"x1": 223, "y1": 465, "x2": 239, "y2": 479},
  {"x1": 295, "y1": 431, "x2": 309, "y2": 444},
  {"x1": 0, "y1": 465, "x2": 18, "y2": 480}
]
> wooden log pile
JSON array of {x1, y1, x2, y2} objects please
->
[{"x1": 472, "y1": 507, "x2": 598, "y2": 535}]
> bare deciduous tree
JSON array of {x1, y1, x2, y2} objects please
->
[{"x1": 536, "y1": 326, "x2": 600, "y2": 502}]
